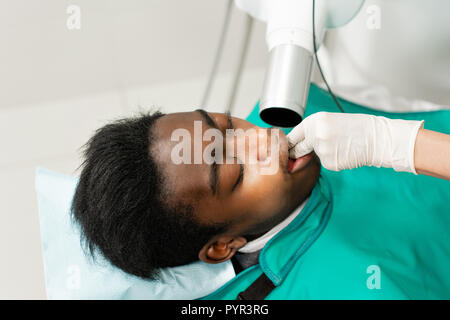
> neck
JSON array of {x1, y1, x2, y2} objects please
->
[{"x1": 239, "y1": 196, "x2": 310, "y2": 253}]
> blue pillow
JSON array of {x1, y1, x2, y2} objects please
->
[{"x1": 35, "y1": 167, "x2": 235, "y2": 299}]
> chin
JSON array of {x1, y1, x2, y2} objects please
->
[
  {"x1": 287, "y1": 153, "x2": 321, "y2": 201},
  {"x1": 311, "y1": 152, "x2": 321, "y2": 170}
]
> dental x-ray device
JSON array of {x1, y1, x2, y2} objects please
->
[{"x1": 234, "y1": 0, "x2": 365, "y2": 127}]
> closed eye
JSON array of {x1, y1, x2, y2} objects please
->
[
  {"x1": 225, "y1": 111, "x2": 244, "y2": 191},
  {"x1": 231, "y1": 160, "x2": 244, "y2": 192}
]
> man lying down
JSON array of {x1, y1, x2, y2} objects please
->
[{"x1": 71, "y1": 89, "x2": 450, "y2": 299}]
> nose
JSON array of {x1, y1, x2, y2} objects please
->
[
  {"x1": 226, "y1": 127, "x2": 281, "y2": 165},
  {"x1": 256, "y1": 128, "x2": 272, "y2": 162}
]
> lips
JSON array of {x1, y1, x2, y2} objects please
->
[
  {"x1": 287, "y1": 152, "x2": 313, "y2": 174},
  {"x1": 275, "y1": 129, "x2": 312, "y2": 174}
]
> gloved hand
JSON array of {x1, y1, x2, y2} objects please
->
[{"x1": 287, "y1": 112, "x2": 424, "y2": 173}]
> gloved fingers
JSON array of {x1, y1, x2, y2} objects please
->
[
  {"x1": 289, "y1": 139, "x2": 313, "y2": 159},
  {"x1": 287, "y1": 122, "x2": 305, "y2": 150}
]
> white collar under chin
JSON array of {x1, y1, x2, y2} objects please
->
[{"x1": 238, "y1": 197, "x2": 309, "y2": 254}]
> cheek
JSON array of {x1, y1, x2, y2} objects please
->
[{"x1": 240, "y1": 170, "x2": 290, "y2": 214}]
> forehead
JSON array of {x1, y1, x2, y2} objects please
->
[
  {"x1": 153, "y1": 111, "x2": 200, "y2": 137},
  {"x1": 150, "y1": 111, "x2": 213, "y2": 206}
]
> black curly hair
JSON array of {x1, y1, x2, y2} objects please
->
[{"x1": 71, "y1": 111, "x2": 228, "y2": 279}]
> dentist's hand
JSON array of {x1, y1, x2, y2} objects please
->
[{"x1": 287, "y1": 112, "x2": 424, "y2": 173}]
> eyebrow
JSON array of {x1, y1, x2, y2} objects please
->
[
  {"x1": 196, "y1": 108, "x2": 219, "y2": 130},
  {"x1": 195, "y1": 109, "x2": 220, "y2": 195}
]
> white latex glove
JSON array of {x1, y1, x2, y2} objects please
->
[{"x1": 287, "y1": 112, "x2": 424, "y2": 173}]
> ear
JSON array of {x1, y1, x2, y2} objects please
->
[{"x1": 198, "y1": 235, "x2": 247, "y2": 264}]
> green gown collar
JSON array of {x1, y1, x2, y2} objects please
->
[{"x1": 258, "y1": 174, "x2": 333, "y2": 285}]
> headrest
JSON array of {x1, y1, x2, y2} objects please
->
[{"x1": 35, "y1": 167, "x2": 235, "y2": 299}]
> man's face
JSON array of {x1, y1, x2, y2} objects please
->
[{"x1": 151, "y1": 110, "x2": 321, "y2": 241}]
